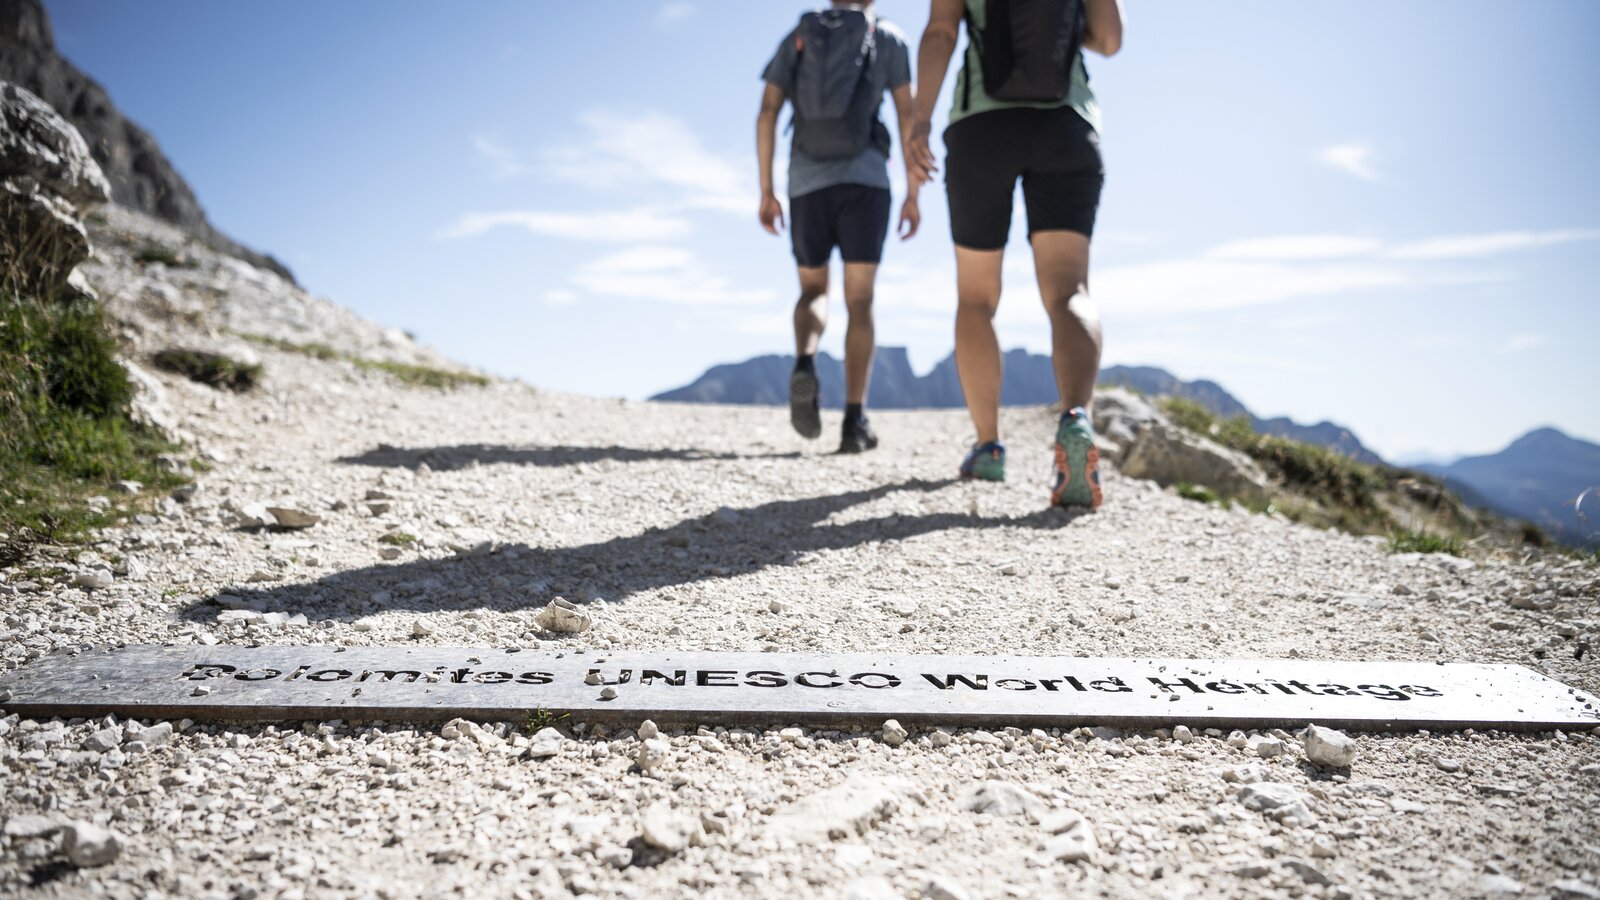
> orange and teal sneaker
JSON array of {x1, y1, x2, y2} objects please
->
[
  {"x1": 960, "y1": 441, "x2": 1006, "y2": 482},
  {"x1": 1051, "y1": 407, "x2": 1102, "y2": 510}
]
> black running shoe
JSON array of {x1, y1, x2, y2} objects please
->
[
  {"x1": 839, "y1": 416, "x2": 879, "y2": 454},
  {"x1": 789, "y1": 366, "x2": 822, "y2": 439}
]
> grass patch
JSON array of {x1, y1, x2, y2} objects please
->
[
  {"x1": 1175, "y1": 482, "x2": 1224, "y2": 506},
  {"x1": 526, "y1": 708, "x2": 569, "y2": 733},
  {"x1": 151, "y1": 349, "x2": 262, "y2": 392},
  {"x1": 237, "y1": 332, "x2": 488, "y2": 389},
  {"x1": 1161, "y1": 397, "x2": 1391, "y2": 532},
  {"x1": 1, "y1": 292, "x2": 187, "y2": 564},
  {"x1": 378, "y1": 531, "x2": 417, "y2": 547},
  {"x1": 1387, "y1": 529, "x2": 1465, "y2": 556},
  {"x1": 134, "y1": 245, "x2": 189, "y2": 268}
]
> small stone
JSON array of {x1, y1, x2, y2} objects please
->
[
  {"x1": 1553, "y1": 880, "x2": 1600, "y2": 899},
  {"x1": 1171, "y1": 725, "x2": 1195, "y2": 743},
  {"x1": 768, "y1": 599, "x2": 786, "y2": 613},
  {"x1": 1041, "y1": 811, "x2": 1097, "y2": 863},
  {"x1": 82, "y1": 727, "x2": 122, "y2": 753},
  {"x1": 1283, "y1": 857, "x2": 1332, "y2": 885},
  {"x1": 957, "y1": 781, "x2": 1042, "y2": 821},
  {"x1": 74, "y1": 569, "x2": 114, "y2": 590},
  {"x1": 61, "y1": 820, "x2": 123, "y2": 867},
  {"x1": 638, "y1": 720, "x2": 660, "y2": 740},
  {"x1": 3, "y1": 815, "x2": 60, "y2": 838},
  {"x1": 267, "y1": 507, "x2": 321, "y2": 529},
  {"x1": 1478, "y1": 873, "x2": 1525, "y2": 896},
  {"x1": 1247, "y1": 735, "x2": 1285, "y2": 758},
  {"x1": 535, "y1": 597, "x2": 592, "y2": 634},
  {"x1": 929, "y1": 730, "x2": 953, "y2": 748},
  {"x1": 584, "y1": 672, "x2": 602, "y2": 685},
  {"x1": 596, "y1": 845, "x2": 633, "y2": 868},
  {"x1": 1302, "y1": 724, "x2": 1358, "y2": 768},
  {"x1": 411, "y1": 620, "x2": 434, "y2": 638},
  {"x1": 379, "y1": 546, "x2": 402, "y2": 560},
  {"x1": 1237, "y1": 782, "x2": 1315, "y2": 827},
  {"x1": 636, "y1": 738, "x2": 670, "y2": 772},
  {"x1": 191, "y1": 685, "x2": 212, "y2": 697},
  {"x1": 599, "y1": 687, "x2": 618, "y2": 700},
  {"x1": 639, "y1": 802, "x2": 698, "y2": 853},
  {"x1": 1435, "y1": 757, "x2": 1462, "y2": 773},
  {"x1": 881, "y1": 719, "x2": 908, "y2": 747},
  {"x1": 526, "y1": 727, "x2": 563, "y2": 759},
  {"x1": 779, "y1": 727, "x2": 804, "y2": 743}
]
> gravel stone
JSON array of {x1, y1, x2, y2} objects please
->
[{"x1": 1304, "y1": 724, "x2": 1359, "y2": 768}]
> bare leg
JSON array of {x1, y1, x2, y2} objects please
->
[
  {"x1": 841, "y1": 262, "x2": 878, "y2": 405},
  {"x1": 1030, "y1": 231, "x2": 1100, "y2": 412},
  {"x1": 793, "y1": 266, "x2": 829, "y2": 357},
  {"x1": 954, "y1": 247, "x2": 1006, "y2": 444}
]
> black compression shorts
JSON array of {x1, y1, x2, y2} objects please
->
[{"x1": 944, "y1": 106, "x2": 1104, "y2": 250}]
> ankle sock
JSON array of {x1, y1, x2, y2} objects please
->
[{"x1": 845, "y1": 403, "x2": 865, "y2": 424}]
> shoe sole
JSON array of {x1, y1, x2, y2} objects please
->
[
  {"x1": 1052, "y1": 435, "x2": 1102, "y2": 510},
  {"x1": 838, "y1": 433, "x2": 879, "y2": 454},
  {"x1": 789, "y1": 370, "x2": 821, "y2": 439}
]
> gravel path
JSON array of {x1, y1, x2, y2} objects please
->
[{"x1": 2, "y1": 210, "x2": 1598, "y2": 898}]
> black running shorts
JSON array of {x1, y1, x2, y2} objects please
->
[
  {"x1": 790, "y1": 184, "x2": 892, "y2": 268},
  {"x1": 944, "y1": 107, "x2": 1104, "y2": 250}
]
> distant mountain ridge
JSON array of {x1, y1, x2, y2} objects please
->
[
  {"x1": 1422, "y1": 428, "x2": 1600, "y2": 546},
  {"x1": 653, "y1": 349, "x2": 1384, "y2": 464}
]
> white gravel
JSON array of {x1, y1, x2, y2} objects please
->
[{"x1": 2, "y1": 208, "x2": 1598, "y2": 897}]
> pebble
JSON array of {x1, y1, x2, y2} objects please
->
[
  {"x1": 535, "y1": 597, "x2": 592, "y2": 634},
  {"x1": 923, "y1": 873, "x2": 972, "y2": 900},
  {"x1": 1303, "y1": 724, "x2": 1358, "y2": 768},
  {"x1": 73, "y1": 569, "x2": 114, "y2": 590},
  {"x1": 638, "y1": 720, "x2": 660, "y2": 741},
  {"x1": 411, "y1": 620, "x2": 434, "y2": 638},
  {"x1": 957, "y1": 781, "x2": 1042, "y2": 821},
  {"x1": 1236, "y1": 783, "x2": 1315, "y2": 827},
  {"x1": 1247, "y1": 735, "x2": 1285, "y2": 758},
  {"x1": 1171, "y1": 725, "x2": 1195, "y2": 743},
  {"x1": 636, "y1": 738, "x2": 670, "y2": 772},
  {"x1": 527, "y1": 727, "x2": 563, "y2": 759},
  {"x1": 1041, "y1": 811, "x2": 1097, "y2": 864},
  {"x1": 266, "y1": 506, "x2": 321, "y2": 529},
  {"x1": 61, "y1": 820, "x2": 123, "y2": 867},
  {"x1": 639, "y1": 802, "x2": 698, "y2": 853},
  {"x1": 1283, "y1": 857, "x2": 1332, "y2": 885},
  {"x1": 881, "y1": 719, "x2": 908, "y2": 747}
]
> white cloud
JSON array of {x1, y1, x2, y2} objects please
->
[
  {"x1": 546, "y1": 111, "x2": 750, "y2": 215},
  {"x1": 1096, "y1": 258, "x2": 1430, "y2": 314},
  {"x1": 569, "y1": 245, "x2": 775, "y2": 306},
  {"x1": 1386, "y1": 228, "x2": 1600, "y2": 260},
  {"x1": 1317, "y1": 141, "x2": 1382, "y2": 182},
  {"x1": 543, "y1": 289, "x2": 579, "y2": 307},
  {"x1": 433, "y1": 208, "x2": 692, "y2": 243},
  {"x1": 1498, "y1": 333, "x2": 1549, "y2": 354},
  {"x1": 657, "y1": 1, "x2": 695, "y2": 24},
  {"x1": 471, "y1": 133, "x2": 526, "y2": 179},
  {"x1": 1207, "y1": 235, "x2": 1382, "y2": 261}
]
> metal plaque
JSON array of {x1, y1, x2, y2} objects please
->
[{"x1": 1, "y1": 646, "x2": 1594, "y2": 731}]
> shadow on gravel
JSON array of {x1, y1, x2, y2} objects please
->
[
  {"x1": 181, "y1": 478, "x2": 1089, "y2": 623},
  {"x1": 336, "y1": 443, "x2": 801, "y2": 471}
]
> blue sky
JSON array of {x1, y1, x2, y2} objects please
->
[{"x1": 46, "y1": 1, "x2": 1600, "y2": 462}]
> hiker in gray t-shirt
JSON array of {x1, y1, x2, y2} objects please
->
[{"x1": 756, "y1": 1, "x2": 920, "y2": 455}]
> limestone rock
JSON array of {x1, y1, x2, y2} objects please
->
[
  {"x1": 1120, "y1": 421, "x2": 1272, "y2": 504},
  {"x1": 956, "y1": 781, "x2": 1043, "y2": 821},
  {"x1": 881, "y1": 719, "x2": 908, "y2": 747},
  {"x1": 767, "y1": 776, "x2": 922, "y2": 845},
  {"x1": 1237, "y1": 782, "x2": 1315, "y2": 827},
  {"x1": 1303, "y1": 724, "x2": 1358, "y2": 768},
  {"x1": 535, "y1": 597, "x2": 592, "y2": 634},
  {"x1": 638, "y1": 802, "x2": 698, "y2": 853},
  {"x1": 636, "y1": 738, "x2": 670, "y2": 772},
  {"x1": 60, "y1": 820, "x2": 122, "y2": 867},
  {"x1": 1041, "y1": 810, "x2": 1098, "y2": 863},
  {"x1": 266, "y1": 506, "x2": 321, "y2": 530}
]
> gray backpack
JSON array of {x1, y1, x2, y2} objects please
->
[{"x1": 789, "y1": 8, "x2": 887, "y2": 160}]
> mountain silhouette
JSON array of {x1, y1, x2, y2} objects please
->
[{"x1": 1422, "y1": 427, "x2": 1600, "y2": 546}]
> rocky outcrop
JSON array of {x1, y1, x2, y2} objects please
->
[
  {"x1": 0, "y1": 80, "x2": 108, "y2": 298},
  {"x1": 0, "y1": 0, "x2": 294, "y2": 284},
  {"x1": 1119, "y1": 420, "x2": 1273, "y2": 505}
]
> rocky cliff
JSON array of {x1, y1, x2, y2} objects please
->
[{"x1": 0, "y1": 0, "x2": 294, "y2": 283}]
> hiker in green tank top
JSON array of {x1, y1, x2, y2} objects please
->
[{"x1": 907, "y1": 0, "x2": 1123, "y2": 510}]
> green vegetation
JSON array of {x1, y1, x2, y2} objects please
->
[
  {"x1": 1175, "y1": 482, "x2": 1223, "y2": 506},
  {"x1": 1161, "y1": 397, "x2": 1394, "y2": 532},
  {"x1": 1, "y1": 292, "x2": 187, "y2": 565},
  {"x1": 134, "y1": 245, "x2": 189, "y2": 268},
  {"x1": 1388, "y1": 529, "x2": 1465, "y2": 557},
  {"x1": 377, "y1": 531, "x2": 417, "y2": 547},
  {"x1": 526, "y1": 708, "x2": 569, "y2": 732},
  {"x1": 238, "y1": 332, "x2": 489, "y2": 389},
  {"x1": 151, "y1": 349, "x2": 262, "y2": 392}
]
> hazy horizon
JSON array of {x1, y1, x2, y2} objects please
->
[{"x1": 41, "y1": 0, "x2": 1600, "y2": 461}]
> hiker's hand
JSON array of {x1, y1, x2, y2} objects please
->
[
  {"x1": 759, "y1": 192, "x2": 786, "y2": 235},
  {"x1": 898, "y1": 197, "x2": 921, "y2": 240},
  {"x1": 906, "y1": 119, "x2": 938, "y2": 185}
]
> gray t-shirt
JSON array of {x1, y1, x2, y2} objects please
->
[{"x1": 762, "y1": 15, "x2": 912, "y2": 199}]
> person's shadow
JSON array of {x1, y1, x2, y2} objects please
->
[
  {"x1": 182, "y1": 477, "x2": 1088, "y2": 623},
  {"x1": 336, "y1": 443, "x2": 799, "y2": 472}
]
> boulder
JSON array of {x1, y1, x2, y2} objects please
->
[
  {"x1": 1093, "y1": 386, "x2": 1164, "y2": 456},
  {"x1": 1120, "y1": 421, "x2": 1272, "y2": 504},
  {"x1": 0, "y1": 80, "x2": 108, "y2": 299}
]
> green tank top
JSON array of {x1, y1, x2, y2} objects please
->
[{"x1": 949, "y1": 0, "x2": 1101, "y2": 131}]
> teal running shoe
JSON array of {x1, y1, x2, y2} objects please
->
[
  {"x1": 960, "y1": 441, "x2": 1006, "y2": 482},
  {"x1": 1051, "y1": 407, "x2": 1103, "y2": 510}
]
